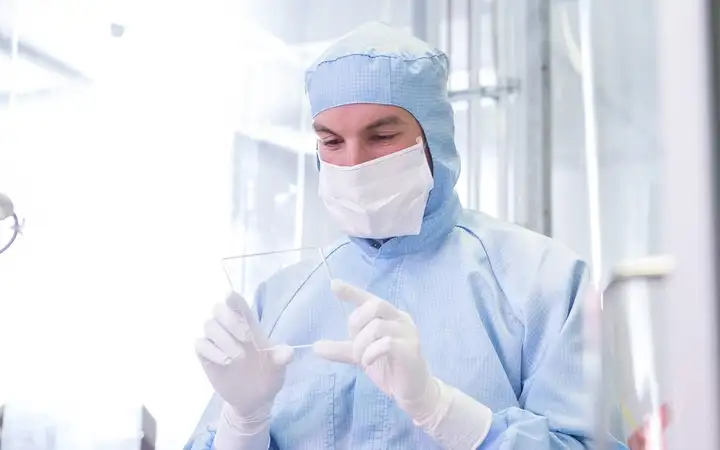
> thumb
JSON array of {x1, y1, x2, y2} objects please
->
[
  {"x1": 313, "y1": 340, "x2": 356, "y2": 365},
  {"x1": 266, "y1": 344, "x2": 295, "y2": 366},
  {"x1": 224, "y1": 292, "x2": 271, "y2": 348},
  {"x1": 225, "y1": 292, "x2": 253, "y2": 316}
]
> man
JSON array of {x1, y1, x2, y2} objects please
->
[{"x1": 187, "y1": 22, "x2": 607, "y2": 449}]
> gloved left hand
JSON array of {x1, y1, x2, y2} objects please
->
[
  {"x1": 314, "y1": 280, "x2": 493, "y2": 449},
  {"x1": 313, "y1": 280, "x2": 433, "y2": 407}
]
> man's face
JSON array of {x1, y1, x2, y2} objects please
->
[{"x1": 313, "y1": 104, "x2": 426, "y2": 167}]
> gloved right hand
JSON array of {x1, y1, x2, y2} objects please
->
[{"x1": 195, "y1": 292, "x2": 294, "y2": 430}]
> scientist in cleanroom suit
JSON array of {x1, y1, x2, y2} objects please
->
[{"x1": 187, "y1": 22, "x2": 621, "y2": 450}]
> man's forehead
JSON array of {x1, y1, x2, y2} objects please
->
[{"x1": 313, "y1": 105, "x2": 414, "y2": 133}]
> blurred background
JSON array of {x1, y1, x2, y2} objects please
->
[{"x1": 0, "y1": 0, "x2": 710, "y2": 448}]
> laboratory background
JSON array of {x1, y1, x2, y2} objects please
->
[{"x1": 0, "y1": 0, "x2": 717, "y2": 449}]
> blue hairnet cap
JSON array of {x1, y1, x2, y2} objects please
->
[{"x1": 304, "y1": 22, "x2": 461, "y2": 218}]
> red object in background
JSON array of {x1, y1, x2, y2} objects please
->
[{"x1": 627, "y1": 404, "x2": 671, "y2": 450}]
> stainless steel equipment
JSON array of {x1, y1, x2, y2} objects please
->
[{"x1": 596, "y1": 256, "x2": 674, "y2": 449}]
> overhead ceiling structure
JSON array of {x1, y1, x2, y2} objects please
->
[
  {"x1": 0, "y1": 0, "x2": 326, "y2": 151},
  {"x1": 0, "y1": 0, "x2": 657, "y2": 162},
  {"x1": 0, "y1": 0, "x2": 518, "y2": 154},
  {"x1": 0, "y1": 0, "x2": 100, "y2": 102},
  {"x1": 237, "y1": 0, "x2": 414, "y2": 44}
]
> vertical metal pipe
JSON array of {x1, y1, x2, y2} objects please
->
[
  {"x1": 445, "y1": 0, "x2": 452, "y2": 65},
  {"x1": 497, "y1": 0, "x2": 517, "y2": 223},
  {"x1": 467, "y1": 0, "x2": 482, "y2": 210},
  {"x1": 538, "y1": 0, "x2": 553, "y2": 236},
  {"x1": 578, "y1": 0, "x2": 603, "y2": 282},
  {"x1": 492, "y1": 0, "x2": 509, "y2": 221},
  {"x1": 517, "y1": 0, "x2": 552, "y2": 235}
]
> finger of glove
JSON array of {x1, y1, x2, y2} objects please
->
[
  {"x1": 352, "y1": 318, "x2": 405, "y2": 363},
  {"x1": 361, "y1": 335, "x2": 394, "y2": 368},
  {"x1": 204, "y1": 319, "x2": 245, "y2": 358},
  {"x1": 348, "y1": 297, "x2": 402, "y2": 338},
  {"x1": 213, "y1": 302, "x2": 253, "y2": 344},
  {"x1": 313, "y1": 340, "x2": 356, "y2": 364},
  {"x1": 225, "y1": 292, "x2": 271, "y2": 348},
  {"x1": 331, "y1": 279, "x2": 383, "y2": 308},
  {"x1": 195, "y1": 338, "x2": 228, "y2": 366}
]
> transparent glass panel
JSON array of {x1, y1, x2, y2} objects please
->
[
  {"x1": 222, "y1": 248, "x2": 328, "y2": 305},
  {"x1": 550, "y1": 0, "x2": 662, "y2": 276},
  {"x1": 220, "y1": 246, "x2": 350, "y2": 352}
]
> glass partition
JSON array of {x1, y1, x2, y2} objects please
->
[{"x1": 550, "y1": 0, "x2": 662, "y2": 278}]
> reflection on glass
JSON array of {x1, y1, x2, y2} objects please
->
[
  {"x1": 221, "y1": 246, "x2": 348, "y2": 350},
  {"x1": 222, "y1": 247, "x2": 328, "y2": 304}
]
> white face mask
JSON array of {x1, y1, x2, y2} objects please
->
[{"x1": 318, "y1": 138, "x2": 433, "y2": 239}]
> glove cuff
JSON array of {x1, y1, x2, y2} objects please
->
[
  {"x1": 409, "y1": 378, "x2": 493, "y2": 449},
  {"x1": 214, "y1": 403, "x2": 271, "y2": 449},
  {"x1": 229, "y1": 401, "x2": 274, "y2": 425},
  {"x1": 395, "y1": 375, "x2": 444, "y2": 423}
]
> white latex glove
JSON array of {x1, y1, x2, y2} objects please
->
[
  {"x1": 314, "y1": 280, "x2": 493, "y2": 450},
  {"x1": 195, "y1": 292, "x2": 293, "y2": 448}
]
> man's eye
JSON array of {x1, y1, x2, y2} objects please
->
[
  {"x1": 322, "y1": 139, "x2": 342, "y2": 147},
  {"x1": 371, "y1": 134, "x2": 397, "y2": 142}
]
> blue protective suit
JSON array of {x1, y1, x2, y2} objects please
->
[{"x1": 186, "y1": 22, "x2": 620, "y2": 449}]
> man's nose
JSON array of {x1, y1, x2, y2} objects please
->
[{"x1": 346, "y1": 144, "x2": 374, "y2": 166}]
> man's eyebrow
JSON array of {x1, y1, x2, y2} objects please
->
[
  {"x1": 364, "y1": 116, "x2": 405, "y2": 131},
  {"x1": 312, "y1": 123, "x2": 336, "y2": 134},
  {"x1": 312, "y1": 115, "x2": 405, "y2": 134}
]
